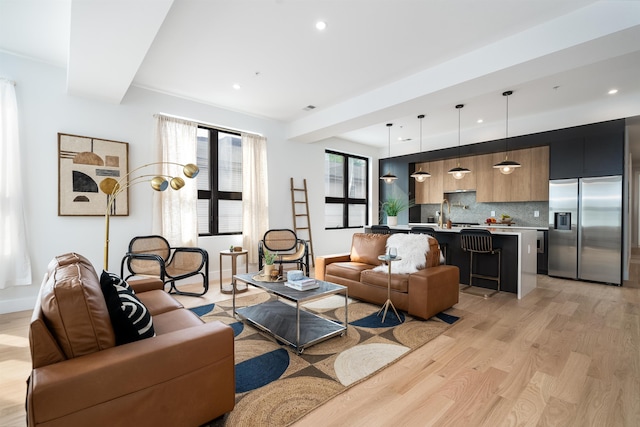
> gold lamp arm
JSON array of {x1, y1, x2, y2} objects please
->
[{"x1": 103, "y1": 162, "x2": 199, "y2": 271}]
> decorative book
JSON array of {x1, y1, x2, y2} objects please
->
[{"x1": 285, "y1": 277, "x2": 319, "y2": 291}]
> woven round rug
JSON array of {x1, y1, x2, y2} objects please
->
[{"x1": 198, "y1": 294, "x2": 459, "y2": 427}]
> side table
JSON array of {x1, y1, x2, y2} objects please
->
[
  {"x1": 377, "y1": 255, "x2": 402, "y2": 323},
  {"x1": 220, "y1": 250, "x2": 249, "y2": 294}
]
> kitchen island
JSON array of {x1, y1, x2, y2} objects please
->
[{"x1": 383, "y1": 224, "x2": 537, "y2": 299}]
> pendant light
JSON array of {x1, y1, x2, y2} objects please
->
[
  {"x1": 448, "y1": 104, "x2": 471, "y2": 180},
  {"x1": 411, "y1": 114, "x2": 431, "y2": 182},
  {"x1": 493, "y1": 90, "x2": 521, "y2": 175},
  {"x1": 380, "y1": 123, "x2": 397, "y2": 184}
]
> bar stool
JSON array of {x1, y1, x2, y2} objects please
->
[
  {"x1": 371, "y1": 225, "x2": 391, "y2": 234},
  {"x1": 459, "y1": 229, "x2": 501, "y2": 298},
  {"x1": 410, "y1": 226, "x2": 448, "y2": 264}
]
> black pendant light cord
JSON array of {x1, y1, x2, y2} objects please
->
[
  {"x1": 503, "y1": 90, "x2": 512, "y2": 157},
  {"x1": 456, "y1": 104, "x2": 463, "y2": 165}
]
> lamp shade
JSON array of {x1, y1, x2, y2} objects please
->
[
  {"x1": 448, "y1": 165, "x2": 471, "y2": 180},
  {"x1": 493, "y1": 159, "x2": 521, "y2": 175},
  {"x1": 380, "y1": 172, "x2": 398, "y2": 183},
  {"x1": 411, "y1": 169, "x2": 431, "y2": 182}
]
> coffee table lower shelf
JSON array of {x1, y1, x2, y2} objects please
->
[{"x1": 235, "y1": 300, "x2": 346, "y2": 353}]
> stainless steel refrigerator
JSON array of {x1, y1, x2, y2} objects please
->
[{"x1": 548, "y1": 176, "x2": 622, "y2": 285}]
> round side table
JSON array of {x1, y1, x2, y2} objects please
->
[
  {"x1": 377, "y1": 255, "x2": 402, "y2": 323},
  {"x1": 219, "y1": 249, "x2": 249, "y2": 294}
]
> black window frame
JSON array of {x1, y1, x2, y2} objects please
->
[
  {"x1": 324, "y1": 149, "x2": 369, "y2": 230},
  {"x1": 197, "y1": 125, "x2": 243, "y2": 236}
]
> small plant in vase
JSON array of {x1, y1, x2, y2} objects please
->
[
  {"x1": 381, "y1": 197, "x2": 407, "y2": 226},
  {"x1": 263, "y1": 248, "x2": 278, "y2": 277}
]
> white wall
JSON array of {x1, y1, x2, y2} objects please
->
[{"x1": 0, "y1": 53, "x2": 380, "y2": 314}]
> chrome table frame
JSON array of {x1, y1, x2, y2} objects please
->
[{"x1": 232, "y1": 273, "x2": 348, "y2": 354}]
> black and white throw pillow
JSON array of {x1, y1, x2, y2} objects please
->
[{"x1": 100, "y1": 270, "x2": 156, "y2": 345}]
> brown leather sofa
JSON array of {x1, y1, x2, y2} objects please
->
[
  {"x1": 27, "y1": 253, "x2": 235, "y2": 427},
  {"x1": 316, "y1": 233, "x2": 459, "y2": 320}
]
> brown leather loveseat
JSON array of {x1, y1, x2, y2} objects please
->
[
  {"x1": 27, "y1": 252, "x2": 235, "y2": 427},
  {"x1": 316, "y1": 233, "x2": 459, "y2": 320}
]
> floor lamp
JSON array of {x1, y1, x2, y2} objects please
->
[{"x1": 101, "y1": 162, "x2": 199, "y2": 271}]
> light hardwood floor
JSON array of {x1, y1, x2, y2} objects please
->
[{"x1": 2, "y1": 257, "x2": 639, "y2": 426}]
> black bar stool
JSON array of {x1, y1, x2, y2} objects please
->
[
  {"x1": 371, "y1": 225, "x2": 391, "y2": 234},
  {"x1": 410, "y1": 226, "x2": 448, "y2": 264},
  {"x1": 459, "y1": 229, "x2": 501, "y2": 298}
]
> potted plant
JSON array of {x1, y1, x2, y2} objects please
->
[
  {"x1": 263, "y1": 248, "x2": 278, "y2": 277},
  {"x1": 381, "y1": 197, "x2": 407, "y2": 226}
]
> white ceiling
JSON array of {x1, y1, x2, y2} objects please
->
[{"x1": 1, "y1": 0, "x2": 640, "y2": 154}]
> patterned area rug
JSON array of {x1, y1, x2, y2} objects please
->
[{"x1": 194, "y1": 293, "x2": 459, "y2": 427}]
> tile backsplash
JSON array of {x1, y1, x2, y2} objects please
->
[{"x1": 417, "y1": 191, "x2": 549, "y2": 228}]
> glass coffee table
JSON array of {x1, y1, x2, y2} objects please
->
[{"x1": 232, "y1": 272, "x2": 348, "y2": 354}]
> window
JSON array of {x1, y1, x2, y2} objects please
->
[
  {"x1": 324, "y1": 150, "x2": 368, "y2": 229},
  {"x1": 197, "y1": 126, "x2": 242, "y2": 235}
]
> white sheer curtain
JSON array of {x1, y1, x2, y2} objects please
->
[
  {"x1": 242, "y1": 133, "x2": 269, "y2": 264},
  {"x1": 152, "y1": 115, "x2": 199, "y2": 247},
  {"x1": 0, "y1": 79, "x2": 32, "y2": 288}
]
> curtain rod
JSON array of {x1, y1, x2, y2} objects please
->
[
  {"x1": 1, "y1": 77, "x2": 16, "y2": 86},
  {"x1": 155, "y1": 113, "x2": 263, "y2": 137}
]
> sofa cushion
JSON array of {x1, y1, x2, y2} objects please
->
[
  {"x1": 101, "y1": 271, "x2": 156, "y2": 345},
  {"x1": 350, "y1": 233, "x2": 388, "y2": 266},
  {"x1": 152, "y1": 307, "x2": 204, "y2": 335},
  {"x1": 40, "y1": 253, "x2": 116, "y2": 359},
  {"x1": 326, "y1": 262, "x2": 374, "y2": 282},
  {"x1": 137, "y1": 289, "x2": 184, "y2": 316},
  {"x1": 360, "y1": 269, "x2": 409, "y2": 293}
]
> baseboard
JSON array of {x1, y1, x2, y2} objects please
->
[{"x1": 0, "y1": 296, "x2": 36, "y2": 314}]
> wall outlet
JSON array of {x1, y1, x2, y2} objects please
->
[
  {"x1": 490, "y1": 210, "x2": 495, "y2": 217},
  {"x1": 534, "y1": 210, "x2": 539, "y2": 217}
]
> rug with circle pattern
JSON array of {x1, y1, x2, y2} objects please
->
[{"x1": 195, "y1": 293, "x2": 459, "y2": 427}]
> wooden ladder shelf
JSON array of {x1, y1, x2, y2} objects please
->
[{"x1": 290, "y1": 178, "x2": 315, "y2": 267}]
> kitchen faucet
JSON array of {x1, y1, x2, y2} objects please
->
[{"x1": 439, "y1": 199, "x2": 450, "y2": 228}]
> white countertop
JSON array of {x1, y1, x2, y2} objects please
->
[
  {"x1": 407, "y1": 223, "x2": 547, "y2": 231},
  {"x1": 400, "y1": 224, "x2": 543, "y2": 235}
]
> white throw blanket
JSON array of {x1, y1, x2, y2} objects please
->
[{"x1": 372, "y1": 233, "x2": 435, "y2": 274}]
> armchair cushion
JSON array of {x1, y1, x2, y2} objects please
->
[{"x1": 100, "y1": 271, "x2": 155, "y2": 345}]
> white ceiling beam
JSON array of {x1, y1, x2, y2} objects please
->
[
  {"x1": 67, "y1": 0, "x2": 174, "y2": 104},
  {"x1": 286, "y1": 1, "x2": 640, "y2": 143}
]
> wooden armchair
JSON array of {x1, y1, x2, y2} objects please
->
[
  {"x1": 258, "y1": 229, "x2": 309, "y2": 276},
  {"x1": 121, "y1": 235, "x2": 209, "y2": 296}
]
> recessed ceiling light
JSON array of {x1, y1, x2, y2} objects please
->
[
  {"x1": 608, "y1": 89, "x2": 618, "y2": 95},
  {"x1": 232, "y1": 83, "x2": 241, "y2": 90},
  {"x1": 477, "y1": 119, "x2": 484, "y2": 124},
  {"x1": 316, "y1": 21, "x2": 327, "y2": 31}
]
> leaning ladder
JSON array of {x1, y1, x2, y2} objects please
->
[{"x1": 290, "y1": 178, "x2": 315, "y2": 267}]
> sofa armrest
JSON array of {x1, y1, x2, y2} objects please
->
[
  {"x1": 128, "y1": 277, "x2": 164, "y2": 293},
  {"x1": 407, "y1": 265, "x2": 460, "y2": 320},
  {"x1": 28, "y1": 320, "x2": 234, "y2": 424},
  {"x1": 315, "y1": 253, "x2": 351, "y2": 280}
]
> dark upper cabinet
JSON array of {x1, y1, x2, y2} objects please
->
[
  {"x1": 549, "y1": 123, "x2": 624, "y2": 179},
  {"x1": 549, "y1": 138, "x2": 584, "y2": 179},
  {"x1": 583, "y1": 133, "x2": 624, "y2": 176}
]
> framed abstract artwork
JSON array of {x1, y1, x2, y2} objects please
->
[{"x1": 58, "y1": 133, "x2": 129, "y2": 216}]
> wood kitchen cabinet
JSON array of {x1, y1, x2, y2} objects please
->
[
  {"x1": 475, "y1": 153, "x2": 494, "y2": 202},
  {"x1": 415, "y1": 146, "x2": 548, "y2": 204},
  {"x1": 442, "y1": 156, "x2": 476, "y2": 192},
  {"x1": 530, "y1": 145, "x2": 549, "y2": 200},
  {"x1": 414, "y1": 160, "x2": 444, "y2": 204},
  {"x1": 489, "y1": 147, "x2": 548, "y2": 202}
]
